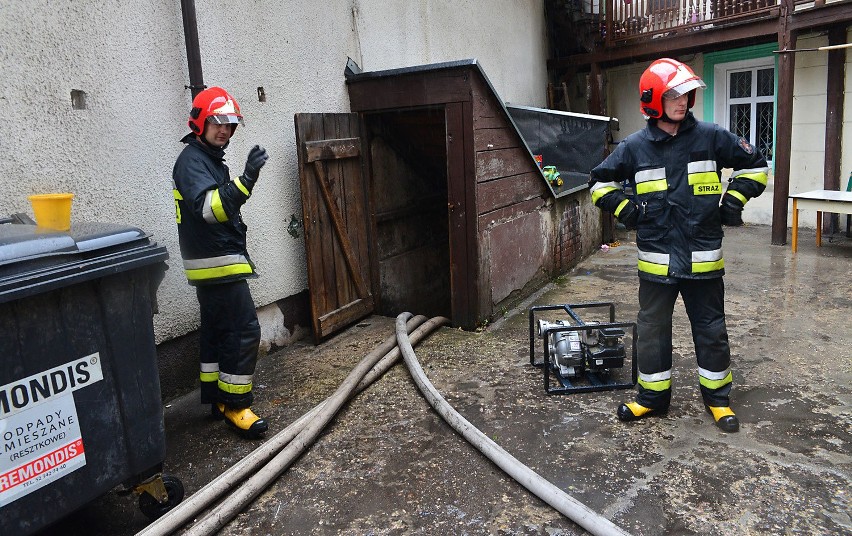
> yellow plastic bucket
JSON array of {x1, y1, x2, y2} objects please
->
[{"x1": 28, "y1": 193, "x2": 74, "y2": 231}]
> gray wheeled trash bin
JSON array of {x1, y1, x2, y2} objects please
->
[{"x1": 0, "y1": 218, "x2": 182, "y2": 534}]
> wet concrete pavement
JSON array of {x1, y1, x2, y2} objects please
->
[{"x1": 44, "y1": 224, "x2": 851, "y2": 535}]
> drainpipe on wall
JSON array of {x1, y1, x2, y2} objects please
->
[{"x1": 181, "y1": 0, "x2": 205, "y2": 98}]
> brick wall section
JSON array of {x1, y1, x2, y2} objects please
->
[{"x1": 557, "y1": 200, "x2": 582, "y2": 273}]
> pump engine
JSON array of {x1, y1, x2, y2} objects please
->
[
  {"x1": 529, "y1": 302, "x2": 637, "y2": 395},
  {"x1": 538, "y1": 320, "x2": 625, "y2": 379}
]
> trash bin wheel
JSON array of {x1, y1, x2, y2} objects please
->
[{"x1": 138, "y1": 474, "x2": 185, "y2": 520}]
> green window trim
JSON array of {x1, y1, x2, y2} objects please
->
[
  {"x1": 702, "y1": 43, "x2": 778, "y2": 172},
  {"x1": 702, "y1": 42, "x2": 778, "y2": 121}
]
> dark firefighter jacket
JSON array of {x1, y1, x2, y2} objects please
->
[
  {"x1": 172, "y1": 134, "x2": 258, "y2": 285},
  {"x1": 589, "y1": 112, "x2": 768, "y2": 283}
]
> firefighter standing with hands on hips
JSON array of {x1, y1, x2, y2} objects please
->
[
  {"x1": 172, "y1": 86, "x2": 269, "y2": 438},
  {"x1": 589, "y1": 59, "x2": 768, "y2": 433}
]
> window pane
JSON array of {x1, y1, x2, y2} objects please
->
[
  {"x1": 757, "y1": 102, "x2": 774, "y2": 160},
  {"x1": 757, "y1": 68, "x2": 774, "y2": 97},
  {"x1": 730, "y1": 103, "x2": 751, "y2": 138},
  {"x1": 730, "y1": 71, "x2": 752, "y2": 99}
]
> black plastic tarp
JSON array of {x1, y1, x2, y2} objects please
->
[{"x1": 507, "y1": 105, "x2": 614, "y2": 196}]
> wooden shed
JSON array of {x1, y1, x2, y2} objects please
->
[{"x1": 296, "y1": 59, "x2": 612, "y2": 341}]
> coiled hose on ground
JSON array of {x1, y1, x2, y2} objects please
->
[{"x1": 138, "y1": 313, "x2": 631, "y2": 535}]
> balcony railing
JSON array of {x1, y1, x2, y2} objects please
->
[
  {"x1": 563, "y1": 0, "x2": 840, "y2": 46},
  {"x1": 603, "y1": 0, "x2": 778, "y2": 44}
]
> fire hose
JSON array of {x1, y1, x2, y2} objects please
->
[
  {"x1": 137, "y1": 314, "x2": 436, "y2": 536},
  {"x1": 138, "y1": 313, "x2": 631, "y2": 535},
  {"x1": 394, "y1": 314, "x2": 631, "y2": 536}
]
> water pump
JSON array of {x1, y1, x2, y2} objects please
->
[{"x1": 529, "y1": 302, "x2": 637, "y2": 395}]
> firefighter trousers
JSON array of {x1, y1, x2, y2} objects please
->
[
  {"x1": 196, "y1": 280, "x2": 261, "y2": 409},
  {"x1": 635, "y1": 277, "x2": 733, "y2": 409}
]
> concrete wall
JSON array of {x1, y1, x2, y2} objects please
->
[
  {"x1": 1, "y1": 1, "x2": 549, "y2": 351},
  {"x1": 603, "y1": 32, "x2": 852, "y2": 229}
]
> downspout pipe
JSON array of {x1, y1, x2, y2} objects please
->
[{"x1": 181, "y1": 0, "x2": 205, "y2": 98}]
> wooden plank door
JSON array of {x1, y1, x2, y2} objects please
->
[{"x1": 295, "y1": 113, "x2": 374, "y2": 342}]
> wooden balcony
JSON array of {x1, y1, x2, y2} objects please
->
[
  {"x1": 603, "y1": 0, "x2": 778, "y2": 45},
  {"x1": 551, "y1": 0, "x2": 851, "y2": 68}
]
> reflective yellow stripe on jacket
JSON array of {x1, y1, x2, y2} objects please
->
[
  {"x1": 203, "y1": 190, "x2": 229, "y2": 223},
  {"x1": 637, "y1": 249, "x2": 669, "y2": 277},
  {"x1": 635, "y1": 167, "x2": 667, "y2": 195},
  {"x1": 692, "y1": 248, "x2": 724, "y2": 274},
  {"x1": 688, "y1": 160, "x2": 722, "y2": 195},
  {"x1": 173, "y1": 189, "x2": 183, "y2": 224},
  {"x1": 183, "y1": 254, "x2": 253, "y2": 282},
  {"x1": 727, "y1": 166, "x2": 769, "y2": 205},
  {"x1": 732, "y1": 167, "x2": 769, "y2": 187},
  {"x1": 234, "y1": 177, "x2": 251, "y2": 197},
  {"x1": 639, "y1": 247, "x2": 724, "y2": 276},
  {"x1": 590, "y1": 180, "x2": 622, "y2": 205}
]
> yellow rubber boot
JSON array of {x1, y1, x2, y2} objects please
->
[
  {"x1": 217, "y1": 403, "x2": 269, "y2": 438},
  {"x1": 706, "y1": 405, "x2": 739, "y2": 433},
  {"x1": 616, "y1": 401, "x2": 668, "y2": 422}
]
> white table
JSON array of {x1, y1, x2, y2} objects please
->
[{"x1": 790, "y1": 189, "x2": 852, "y2": 253}]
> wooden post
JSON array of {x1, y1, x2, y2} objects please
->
[
  {"x1": 771, "y1": 4, "x2": 796, "y2": 245},
  {"x1": 588, "y1": 62, "x2": 614, "y2": 243},
  {"x1": 589, "y1": 63, "x2": 603, "y2": 115},
  {"x1": 823, "y1": 25, "x2": 846, "y2": 235},
  {"x1": 605, "y1": 0, "x2": 614, "y2": 47}
]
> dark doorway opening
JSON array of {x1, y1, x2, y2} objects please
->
[{"x1": 364, "y1": 107, "x2": 452, "y2": 320}]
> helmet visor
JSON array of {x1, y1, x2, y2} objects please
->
[
  {"x1": 207, "y1": 114, "x2": 244, "y2": 125},
  {"x1": 663, "y1": 78, "x2": 707, "y2": 100}
]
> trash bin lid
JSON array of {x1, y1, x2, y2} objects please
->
[{"x1": 0, "y1": 221, "x2": 169, "y2": 303}]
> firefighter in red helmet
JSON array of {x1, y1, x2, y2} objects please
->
[
  {"x1": 637, "y1": 57, "x2": 706, "y2": 120},
  {"x1": 172, "y1": 86, "x2": 270, "y2": 438},
  {"x1": 589, "y1": 58, "x2": 769, "y2": 433}
]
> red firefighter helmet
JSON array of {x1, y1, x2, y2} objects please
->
[
  {"x1": 639, "y1": 58, "x2": 706, "y2": 119},
  {"x1": 187, "y1": 87, "x2": 244, "y2": 135}
]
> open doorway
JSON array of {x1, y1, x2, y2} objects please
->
[{"x1": 364, "y1": 107, "x2": 451, "y2": 320}]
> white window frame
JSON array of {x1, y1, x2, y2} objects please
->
[{"x1": 713, "y1": 57, "x2": 775, "y2": 162}]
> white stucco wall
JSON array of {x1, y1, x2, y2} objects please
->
[
  {"x1": 604, "y1": 62, "x2": 646, "y2": 141},
  {"x1": 790, "y1": 32, "x2": 852, "y2": 189},
  {"x1": 603, "y1": 40, "x2": 852, "y2": 229},
  {"x1": 0, "y1": 1, "x2": 548, "y2": 344}
]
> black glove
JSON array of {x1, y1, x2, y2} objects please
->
[
  {"x1": 720, "y1": 194, "x2": 744, "y2": 226},
  {"x1": 617, "y1": 202, "x2": 639, "y2": 230},
  {"x1": 243, "y1": 145, "x2": 268, "y2": 183}
]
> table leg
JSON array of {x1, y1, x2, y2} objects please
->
[
  {"x1": 816, "y1": 211, "x2": 822, "y2": 247},
  {"x1": 792, "y1": 199, "x2": 798, "y2": 253}
]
